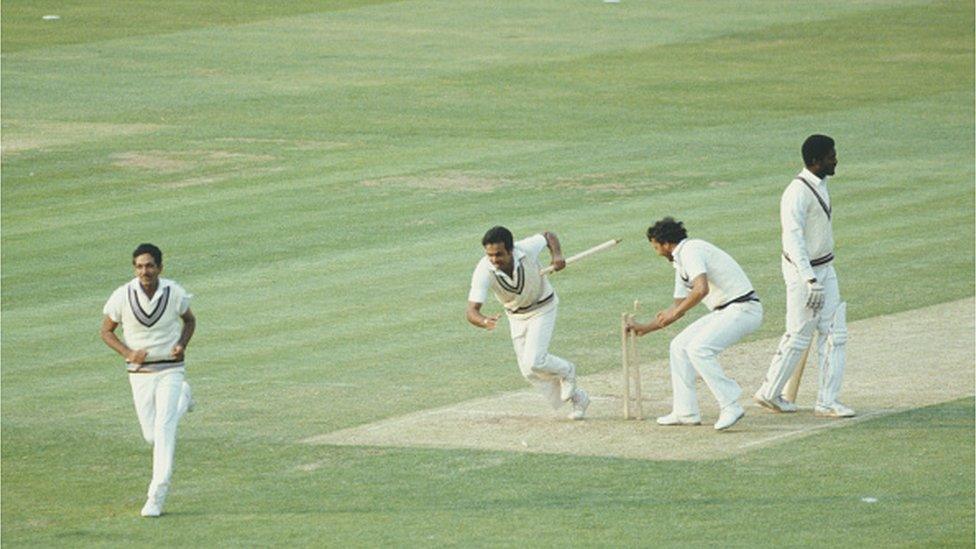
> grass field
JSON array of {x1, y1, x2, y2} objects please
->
[{"x1": 2, "y1": 0, "x2": 974, "y2": 546}]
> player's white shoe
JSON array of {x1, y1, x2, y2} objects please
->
[
  {"x1": 568, "y1": 389, "x2": 589, "y2": 420},
  {"x1": 753, "y1": 391, "x2": 797, "y2": 413},
  {"x1": 714, "y1": 403, "x2": 745, "y2": 431},
  {"x1": 814, "y1": 401, "x2": 856, "y2": 418},
  {"x1": 140, "y1": 498, "x2": 163, "y2": 518},
  {"x1": 656, "y1": 413, "x2": 701, "y2": 426}
]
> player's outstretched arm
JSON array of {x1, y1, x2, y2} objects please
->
[{"x1": 466, "y1": 301, "x2": 500, "y2": 330}]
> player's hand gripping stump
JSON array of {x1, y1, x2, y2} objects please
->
[{"x1": 621, "y1": 301, "x2": 642, "y2": 420}]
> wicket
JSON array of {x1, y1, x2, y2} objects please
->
[{"x1": 621, "y1": 301, "x2": 642, "y2": 420}]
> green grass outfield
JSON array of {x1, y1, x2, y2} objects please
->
[{"x1": 2, "y1": 0, "x2": 973, "y2": 546}]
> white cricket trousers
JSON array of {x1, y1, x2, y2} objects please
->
[
  {"x1": 508, "y1": 299, "x2": 575, "y2": 409},
  {"x1": 759, "y1": 261, "x2": 846, "y2": 406},
  {"x1": 668, "y1": 301, "x2": 762, "y2": 417},
  {"x1": 129, "y1": 367, "x2": 191, "y2": 503}
]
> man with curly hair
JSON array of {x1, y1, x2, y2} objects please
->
[{"x1": 627, "y1": 218, "x2": 762, "y2": 431}]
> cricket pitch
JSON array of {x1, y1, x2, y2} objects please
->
[{"x1": 304, "y1": 298, "x2": 974, "y2": 461}]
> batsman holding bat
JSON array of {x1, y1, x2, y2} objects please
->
[
  {"x1": 753, "y1": 134, "x2": 855, "y2": 418},
  {"x1": 626, "y1": 217, "x2": 762, "y2": 431},
  {"x1": 466, "y1": 226, "x2": 590, "y2": 419}
]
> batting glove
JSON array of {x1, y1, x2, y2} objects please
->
[{"x1": 805, "y1": 280, "x2": 825, "y2": 311}]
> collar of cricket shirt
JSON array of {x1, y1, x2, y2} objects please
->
[
  {"x1": 487, "y1": 247, "x2": 526, "y2": 282},
  {"x1": 129, "y1": 277, "x2": 172, "y2": 305},
  {"x1": 799, "y1": 167, "x2": 827, "y2": 187},
  {"x1": 670, "y1": 238, "x2": 690, "y2": 267}
]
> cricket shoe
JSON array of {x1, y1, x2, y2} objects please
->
[
  {"x1": 140, "y1": 498, "x2": 163, "y2": 518},
  {"x1": 752, "y1": 391, "x2": 797, "y2": 413},
  {"x1": 814, "y1": 401, "x2": 856, "y2": 418},
  {"x1": 714, "y1": 403, "x2": 745, "y2": 431},
  {"x1": 568, "y1": 389, "x2": 589, "y2": 420},
  {"x1": 559, "y1": 371, "x2": 577, "y2": 402},
  {"x1": 655, "y1": 413, "x2": 702, "y2": 426}
]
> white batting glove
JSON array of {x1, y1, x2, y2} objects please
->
[{"x1": 806, "y1": 280, "x2": 825, "y2": 311}]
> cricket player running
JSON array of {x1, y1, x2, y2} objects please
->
[
  {"x1": 466, "y1": 226, "x2": 590, "y2": 419},
  {"x1": 753, "y1": 134, "x2": 855, "y2": 418},
  {"x1": 626, "y1": 218, "x2": 762, "y2": 431},
  {"x1": 100, "y1": 244, "x2": 196, "y2": 517}
]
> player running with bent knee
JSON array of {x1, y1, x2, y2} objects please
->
[{"x1": 465, "y1": 226, "x2": 589, "y2": 420}]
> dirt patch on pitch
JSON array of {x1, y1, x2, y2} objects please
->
[
  {"x1": 110, "y1": 150, "x2": 278, "y2": 188},
  {"x1": 305, "y1": 298, "x2": 974, "y2": 461},
  {"x1": 545, "y1": 175, "x2": 689, "y2": 195},
  {"x1": 111, "y1": 151, "x2": 195, "y2": 172},
  {"x1": 159, "y1": 166, "x2": 286, "y2": 189},
  {"x1": 111, "y1": 150, "x2": 275, "y2": 173},
  {"x1": 361, "y1": 172, "x2": 508, "y2": 193},
  {"x1": 215, "y1": 137, "x2": 350, "y2": 151},
  {"x1": 1, "y1": 120, "x2": 163, "y2": 156},
  {"x1": 546, "y1": 173, "x2": 634, "y2": 194},
  {"x1": 361, "y1": 173, "x2": 683, "y2": 195}
]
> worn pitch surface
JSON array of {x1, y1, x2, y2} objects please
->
[{"x1": 304, "y1": 298, "x2": 974, "y2": 461}]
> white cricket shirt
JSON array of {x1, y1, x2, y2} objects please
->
[
  {"x1": 468, "y1": 234, "x2": 555, "y2": 318},
  {"x1": 672, "y1": 239, "x2": 756, "y2": 311},
  {"x1": 103, "y1": 277, "x2": 192, "y2": 369},
  {"x1": 781, "y1": 168, "x2": 835, "y2": 281}
]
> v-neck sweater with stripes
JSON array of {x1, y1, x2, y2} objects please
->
[
  {"x1": 103, "y1": 278, "x2": 192, "y2": 370},
  {"x1": 781, "y1": 168, "x2": 835, "y2": 281}
]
